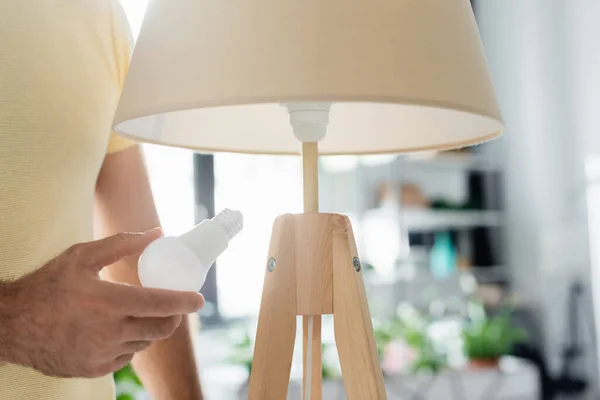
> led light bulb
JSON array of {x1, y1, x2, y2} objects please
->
[{"x1": 138, "y1": 209, "x2": 243, "y2": 292}]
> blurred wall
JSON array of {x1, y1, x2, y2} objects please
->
[{"x1": 475, "y1": 0, "x2": 600, "y2": 397}]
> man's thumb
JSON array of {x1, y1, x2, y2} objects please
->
[{"x1": 81, "y1": 228, "x2": 163, "y2": 272}]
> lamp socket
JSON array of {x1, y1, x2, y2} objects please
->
[{"x1": 283, "y1": 102, "x2": 332, "y2": 143}]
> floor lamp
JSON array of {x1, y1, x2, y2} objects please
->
[{"x1": 112, "y1": 1, "x2": 503, "y2": 398}]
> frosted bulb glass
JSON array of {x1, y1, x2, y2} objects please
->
[{"x1": 138, "y1": 209, "x2": 243, "y2": 292}]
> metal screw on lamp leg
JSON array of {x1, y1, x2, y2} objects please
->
[
  {"x1": 353, "y1": 257, "x2": 361, "y2": 272},
  {"x1": 268, "y1": 257, "x2": 276, "y2": 272}
]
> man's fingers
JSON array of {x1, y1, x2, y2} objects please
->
[
  {"x1": 99, "y1": 281, "x2": 204, "y2": 317},
  {"x1": 78, "y1": 228, "x2": 162, "y2": 272},
  {"x1": 101, "y1": 353, "x2": 135, "y2": 376},
  {"x1": 121, "y1": 340, "x2": 152, "y2": 355},
  {"x1": 123, "y1": 315, "x2": 182, "y2": 341}
]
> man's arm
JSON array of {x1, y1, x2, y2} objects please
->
[{"x1": 95, "y1": 145, "x2": 203, "y2": 400}]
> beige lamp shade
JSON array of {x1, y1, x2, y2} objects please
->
[{"x1": 113, "y1": 0, "x2": 503, "y2": 155}]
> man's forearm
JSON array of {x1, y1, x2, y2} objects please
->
[
  {"x1": 132, "y1": 315, "x2": 202, "y2": 400},
  {"x1": 95, "y1": 146, "x2": 203, "y2": 399}
]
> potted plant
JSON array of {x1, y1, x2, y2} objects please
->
[
  {"x1": 402, "y1": 323, "x2": 447, "y2": 374},
  {"x1": 462, "y1": 312, "x2": 528, "y2": 369},
  {"x1": 373, "y1": 312, "x2": 447, "y2": 376}
]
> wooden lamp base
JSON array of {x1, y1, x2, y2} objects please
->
[{"x1": 247, "y1": 213, "x2": 386, "y2": 399}]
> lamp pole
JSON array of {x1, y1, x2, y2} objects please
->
[{"x1": 302, "y1": 141, "x2": 322, "y2": 400}]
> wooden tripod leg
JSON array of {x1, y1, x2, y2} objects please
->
[
  {"x1": 332, "y1": 215, "x2": 387, "y2": 400},
  {"x1": 248, "y1": 215, "x2": 297, "y2": 400}
]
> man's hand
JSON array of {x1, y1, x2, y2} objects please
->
[{"x1": 0, "y1": 228, "x2": 204, "y2": 379}]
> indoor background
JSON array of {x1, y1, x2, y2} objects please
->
[{"x1": 115, "y1": 1, "x2": 600, "y2": 399}]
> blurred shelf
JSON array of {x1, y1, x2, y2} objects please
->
[
  {"x1": 365, "y1": 265, "x2": 507, "y2": 286},
  {"x1": 320, "y1": 151, "x2": 502, "y2": 175},
  {"x1": 364, "y1": 207, "x2": 503, "y2": 231},
  {"x1": 471, "y1": 265, "x2": 509, "y2": 283},
  {"x1": 401, "y1": 208, "x2": 503, "y2": 230},
  {"x1": 402, "y1": 151, "x2": 503, "y2": 172}
]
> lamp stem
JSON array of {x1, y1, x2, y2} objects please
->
[
  {"x1": 302, "y1": 141, "x2": 321, "y2": 400},
  {"x1": 302, "y1": 142, "x2": 319, "y2": 213}
]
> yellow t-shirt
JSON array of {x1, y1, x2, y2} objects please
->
[{"x1": 0, "y1": 0, "x2": 134, "y2": 398}]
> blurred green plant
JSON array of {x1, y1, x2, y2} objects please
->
[
  {"x1": 113, "y1": 364, "x2": 144, "y2": 400},
  {"x1": 462, "y1": 311, "x2": 528, "y2": 361},
  {"x1": 114, "y1": 364, "x2": 142, "y2": 386},
  {"x1": 228, "y1": 328, "x2": 254, "y2": 375},
  {"x1": 373, "y1": 310, "x2": 447, "y2": 375},
  {"x1": 227, "y1": 324, "x2": 342, "y2": 379},
  {"x1": 372, "y1": 318, "x2": 403, "y2": 359},
  {"x1": 402, "y1": 321, "x2": 447, "y2": 374},
  {"x1": 321, "y1": 343, "x2": 339, "y2": 379}
]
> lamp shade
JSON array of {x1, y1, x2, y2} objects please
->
[{"x1": 113, "y1": 0, "x2": 503, "y2": 155}]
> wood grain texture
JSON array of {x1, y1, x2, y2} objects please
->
[
  {"x1": 301, "y1": 141, "x2": 322, "y2": 400},
  {"x1": 295, "y1": 214, "x2": 333, "y2": 315},
  {"x1": 302, "y1": 142, "x2": 319, "y2": 213},
  {"x1": 248, "y1": 214, "x2": 297, "y2": 399},
  {"x1": 332, "y1": 214, "x2": 387, "y2": 400}
]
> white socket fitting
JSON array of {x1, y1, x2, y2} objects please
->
[{"x1": 283, "y1": 102, "x2": 332, "y2": 143}]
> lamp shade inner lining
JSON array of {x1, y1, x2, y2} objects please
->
[{"x1": 115, "y1": 101, "x2": 502, "y2": 155}]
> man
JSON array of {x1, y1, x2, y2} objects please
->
[{"x1": 0, "y1": 1, "x2": 205, "y2": 399}]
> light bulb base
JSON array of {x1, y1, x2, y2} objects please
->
[{"x1": 213, "y1": 209, "x2": 244, "y2": 241}]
